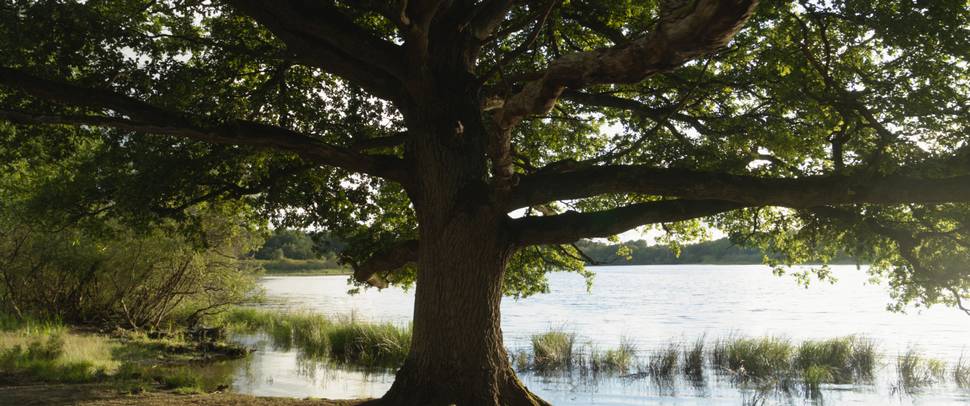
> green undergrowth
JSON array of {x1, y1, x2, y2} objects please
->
[{"x1": 0, "y1": 316, "x2": 242, "y2": 393}]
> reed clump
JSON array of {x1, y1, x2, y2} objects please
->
[
  {"x1": 896, "y1": 348, "x2": 946, "y2": 391},
  {"x1": 794, "y1": 336, "x2": 878, "y2": 383},
  {"x1": 713, "y1": 336, "x2": 794, "y2": 379},
  {"x1": 589, "y1": 338, "x2": 636, "y2": 373},
  {"x1": 683, "y1": 337, "x2": 705, "y2": 380},
  {"x1": 648, "y1": 342, "x2": 679, "y2": 379},
  {"x1": 225, "y1": 308, "x2": 411, "y2": 369},
  {"x1": 954, "y1": 354, "x2": 969, "y2": 388},
  {"x1": 531, "y1": 330, "x2": 576, "y2": 372}
]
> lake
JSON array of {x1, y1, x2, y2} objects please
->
[{"x1": 229, "y1": 265, "x2": 970, "y2": 405}]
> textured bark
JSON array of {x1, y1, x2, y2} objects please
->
[
  {"x1": 362, "y1": 83, "x2": 549, "y2": 403},
  {"x1": 509, "y1": 164, "x2": 970, "y2": 211},
  {"x1": 375, "y1": 213, "x2": 547, "y2": 406}
]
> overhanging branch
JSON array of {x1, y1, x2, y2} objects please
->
[
  {"x1": 0, "y1": 67, "x2": 410, "y2": 183},
  {"x1": 352, "y1": 240, "x2": 419, "y2": 288},
  {"x1": 511, "y1": 200, "x2": 743, "y2": 246},
  {"x1": 509, "y1": 165, "x2": 970, "y2": 211},
  {"x1": 227, "y1": 0, "x2": 407, "y2": 102}
]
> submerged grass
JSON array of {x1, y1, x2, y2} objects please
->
[
  {"x1": 714, "y1": 336, "x2": 794, "y2": 379},
  {"x1": 225, "y1": 308, "x2": 410, "y2": 369},
  {"x1": 589, "y1": 338, "x2": 636, "y2": 373},
  {"x1": 531, "y1": 330, "x2": 576, "y2": 372},
  {"x1": 794, "y1": 336, "x2": 878, "y2": 383},
  {"x1": 897, "y1": 348, "x2": 946, "y2": 391},
  {"x1": 648, "y1": 342, "x2": 679, "y2": 379},
  {"x1": 683, "y1": 337, "x2": 705, "y2": 380},
  {"x1": 955, "y1": 354, "x2": 970, "y2": 389}
]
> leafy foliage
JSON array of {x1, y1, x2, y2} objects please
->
[{"x1": 0, "y1": 0, "x2": 967, "y2": 311}]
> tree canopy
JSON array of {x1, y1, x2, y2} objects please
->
[{"x1": 3, "y1": 1, "x2": 970, "y2": 403}]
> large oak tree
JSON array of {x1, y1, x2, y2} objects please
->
[{"x1": 1, "y1": 1, "x2": 969, "y2": 404}]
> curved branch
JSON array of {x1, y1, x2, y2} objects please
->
[
  {"x1": 352, "y1": 240, "x2": 419, "y2": 288},
  {"x1": 0, "y1": 67, "x2": 410, "y2": 183},
  {"x1": 228, "y1": 0, "x2": 407, "y2": 102},
  {"x1": 509, "y1": 165, "x2": 970, "y2": 211},
  {"x1": 511, "y1": 200, "x2": 742, "y2": 246},
  {"x1": 489, "y1": 0, "x2": 758, "y2": 187},
  {"x1": 468, "y1": 0, "x2": 517, "y2": 41}
]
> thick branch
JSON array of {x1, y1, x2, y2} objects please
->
[
  {"x1": 0, "y1": 67, "x2": 410, "y2": 182},
  {"x1": 350, "y1": 132, "x2": 409, "y2": 152},
  {"x1": 228, "y1": 0, "x2": 406, "y2": 102},
  {"x1": 352, "y1": 240, "x2": 419, "y2": 288},
  {"x1": 489, "y1": 0, "x2": 758, "y2": 187},
  {"x1": 511, "y1": 200, "x2": 742, "y2": 246},
  {"x1": 468, "y1": 0, "x2": 517, "y2": 41},
  {"x1": 510, "y1": 165, "x2": 970, "y2": 210}
]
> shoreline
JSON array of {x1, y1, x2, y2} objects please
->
[{"x1": 0, "y1": 383, "x2": 365, "y2": 405}]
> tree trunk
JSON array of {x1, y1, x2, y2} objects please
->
[{"x1": 375, "y1": 211, "x2": 548, "y2": 406}]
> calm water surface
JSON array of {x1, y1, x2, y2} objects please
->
[{"x1": 230, "y1": 265, "x2": 970, "y2": 405}]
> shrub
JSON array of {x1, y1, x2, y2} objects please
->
[{"x1": 0, "y1": 207, "x2": 263, "y2": 330}]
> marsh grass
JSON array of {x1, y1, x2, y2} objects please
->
[
  {"x1": 955, "y1": 354, "x2": 970, "y2": 389},
  {"x1": 683, "y1": 337, "x2": 705, "y2": 380},
  {"x1": 531, "y1": 330, "x2": 576, "y2": 372},
  {"x1": 225, "y1": 308, "x2": 410, "y2": 369},
  {"x1": 794, "y1": 336, "x2": 877, "y2": 384},
  {"x1": 328, "y1": 319, "x2": 411, "y2": 368},
  {"x1": 714, "y1": 336, "x2": 794, "y2": 379},
  {"x1": 896, "y1": 348, "x2": 946, "y2": 391},
  {"x1": 589, "y1": 338, "x2": 636, "y2": 373},
  {"x1": 0, "y1": 328, "x2": 119, "y2": 384},
  {"x1": 0, "y1": 316, "x2": 242, "y2": 393},
  {"x1": 648, "y1": 342, "x2": 679, "y2": 379}
]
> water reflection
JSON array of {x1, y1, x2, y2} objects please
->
[{"x1": 232, "y1": 265, "x2": 970, "y2": 405}]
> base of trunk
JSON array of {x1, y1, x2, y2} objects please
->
[{"x1": 360, "y1": 363, "x2": 548, "y2": 406}]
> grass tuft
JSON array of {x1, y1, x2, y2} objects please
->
[
  {"x1": 648, "y1": 342, "x2": 679, "y2": 379},
  {"x1": 896, "y1": 348, "x2": 946, "y2": 391},
  {"x1": 590, "y1": 338, "x2": 636, "y2": 373},
  {"x1": 223, "y1": 308, "x2": 410, "y2": 369},
  {"x1": 683, "y1": 337, "x2": 705, "y2": 380},
  {"x1": 714, "y1": 336, "x2": 793, "y2": 379},
  {"x1": 531, "y1": 330, "x2": 576, "y2": 373},
  {"x1": 794, "y1": 336, "x2": 877, "y2": 383},
  {"x1": 955, "y1": 354, "x2": 970, "y2": 389}
]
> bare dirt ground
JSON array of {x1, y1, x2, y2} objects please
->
[{"x1": 0, "y1": 384, "x2": 367, "y2": 406}]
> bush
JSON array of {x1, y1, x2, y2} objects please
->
[{"x1": 0, "y1": 206, "x2": 263, "y2": 330}]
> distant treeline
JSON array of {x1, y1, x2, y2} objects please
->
[
  {"x1": 254, "y1": 231, "x2": 856, "y2": 267},
  {"x1": 254, "y1": 229, "x2": 345, "y2": 261},
  {"x1": 575, "y1": 238, "x2": 854, "y2": 265}
]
